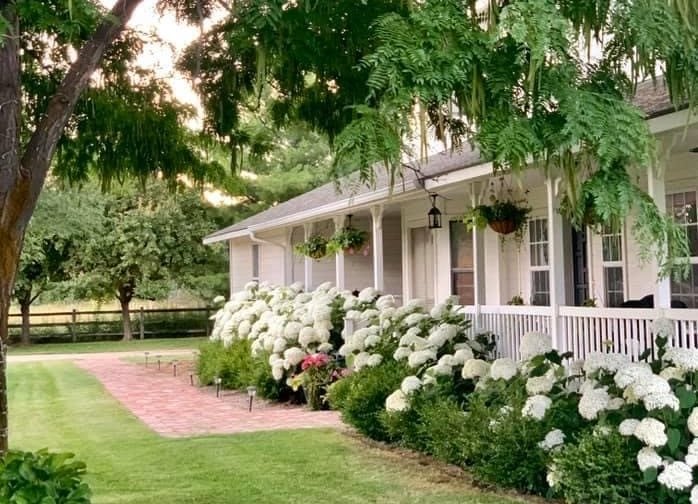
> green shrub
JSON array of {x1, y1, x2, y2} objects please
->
[
  {"x1": 552, "y1": 430, "x2": 655, "y2": 504},
  {"x1": 0, "y1": 449, "x2": 91, "y2": 503},
  {"x1": 327, "y1": 361, "x2": 409, "y2": 441},
  {"x1": 196, "y1": 339, "x2": 254, "y2": 390}
]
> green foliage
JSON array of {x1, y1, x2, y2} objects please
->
[
  {"x1": 0, "y1": 449, "x2": 91, "y2": 503},
  {"x1": 294, "y1": 235, "x2": 329, "y2": 259},
  {"x1": 326, "y1": 226, "x2": 369, "y2": 255},
  {"x1": 326, "y1": 360, "x2": 409, "y2": 442},
  {"x1": 552, "y1": 430, "x2": 653, "y2": 504}
]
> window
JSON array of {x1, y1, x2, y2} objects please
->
[
  {"x1": 251, "y1": 244, "x2": 260, "y2": 280},
  {"x1": 601, "y1": 226, "x2": 624, "y2": 307},
  {"x1": 449, "y1": 221, "x2": 474, "y2": 305},
  {"x1": 668, "y1": 191, "x2": 698, "y2": 307},
  {"x1": 529, "y1": 218, "x2": 550, "y2": 306}
]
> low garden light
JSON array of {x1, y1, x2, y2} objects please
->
[
  {"x1": 156, "y1": 355, "x2": 162, "y2": 370},
  {"x1": 247, "y1": 386, "x2": 257, "y2": 412},
  {"x1": 172, "y1": 359, "x2": 178, "y2": 377},
  {"x1": 215, "y1": 376, "x2": 222, "y2": 398},
  {"x1": 427, "y1": 194, "x2": 442, "y2": 229},
  {"x1": 189, "y1": 372, "x2": 195, "y2": 386},
  {"x1": 144, "y1": 351, "x2": 150, "y2": 367}
]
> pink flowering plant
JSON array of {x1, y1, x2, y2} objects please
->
[{"x1": 291, "y1": 353, "x2": 337, "y2": 410}]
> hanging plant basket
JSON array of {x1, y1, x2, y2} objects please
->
[
  {"x1": 327, "y1": 226, "x2": 368, "y2": 255},
  {"x1": 294, "y1": 235, "x2": 329, "y2": 259},
  {"x1": 488, "y1": 219, "x2": 518, "y2": 235}
]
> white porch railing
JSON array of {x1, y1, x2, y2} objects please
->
[{"x1": 461, "y1": 305, "x2": 552, "y2": 359}]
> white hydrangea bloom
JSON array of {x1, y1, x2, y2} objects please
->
[
  {"x1": 364, "y1": 334, "x2": 381, "y2": 349},
  {"x1": 283, "y1": 347, "x2": 306, "y2": 366},
  {"x1": 404, "y1": 313, "x2": 428, "y2": 327},
  {"x1": 643, "y1": 392, "x2": 680, "y2": 412},
  {"x1": 634, "y1": 417, "x2": 668, "y2": 447},
  {"x1": 452, "y1": 347, "x2": 474, "y2": 365},
  {"x1": 408, "y1": 349, "x2": 437, "y2": 368},
  {"x1": 461, "y1": 359, "x2": 491, "y2": 380},
  {"x1": 375, "y1": 295, "x2": 396, "y2": 311},
  {"x1": 428, "y1": 363, "x2": 453, "y2": 376},
  {"x1": 519, "y1": 332, "x2": 553, "y2": 360},
  {"x1": 438, "y1": 354, "x2": 456, "y2": 367},
  {"x1": 429, "y1": 302, "x2": 448, "y2": 318},
  {"x1": 614, "y1": 363, "x2": 653, "y2": 389},
  {"x1": 385, "y1": 389, "x2": 409, "y2": 412},
  {"x1": 271, "y1": 364, "x2": 285, "y2": 381},
  {"x1": 583, "y1": 352, "x2": 629, "y2": 375},
  {"x1": 366, "y1": 354, "x2": 383, "y2": 368},
  {"x1": 692, "y1": 486, "x2": 698, "y2": 504},
  {"x1": 490, "y1": 358, "x2": 518, "y2": 381},
  {"x1": 578, "y1": 388, "x2": 610, "y2": 420},
  {"x1": 360, "y1": 309, "x2": 380, "y2": 321},
  {"x1": 345, "y1": 310, "x2": 362, "y2": 321},
  {"x1": 298, "y1": 326, "x2": 318, "y2": 347},
  {"x1": 546, "y1": 465, "x2": 560, "y2": 488},
  {"x1": 538, "y1": 429, "x2": 565, "y2": 451},
  {"x1": 688, "y1": 408, "x2": 698, "y2": 437},
  {"x1": 272, "y1": 338, "x2": 287, "y2": 353},
  {"x1": 607, "y1": 397, "x2": 625, "y2": 410},
  {"x1": 399, "y1": 331, "x2": 426, "y2": 348},
  {"x1": 401, "y1": 376, "x2": 422, "y2": 395},
  {"x1": 665, "y1": 348, "x2": 698, "y2": 372},
  {"x1": 353, "y1": 352, "x2": 371, "y2": 371},
  {"x1": 526, "y1": 375, "x2": 555, "y2": 395},
  {"x1": 660, "y1": 366, "x2": 686, "y2": 381},
  {"x1": 522, "y1": 395, "x2": 552, "y2": 421},
  {"x1": 619, "y1": 419, "x2": 640, "y2": 436},
  {"x1": 652, "y1": 317, "x2": 675, "y2": 338},
  {"x1": 358, "y1": 287, "x2": 378, "y2": 302},
  {"x1": 658, "y1": 462, "x2": 693, "y2": 491},
  {"x1": 317, "y1": 342, "x2": 333, "y2": 353},
  {"x1": 637, "y1": 447, "x2": 663, "y2": 471},
  {"x1": 578, "y1": 378, "x2": 599, "y2": 396},
  {"x1": 631, "y1": 375, "x2": 671, "y2": 400},
  {"x1": 393, "y1": 347, "x2": 412, "y2": 361}
]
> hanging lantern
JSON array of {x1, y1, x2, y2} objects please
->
[{"x1": 427, "y1": 194, "x2": 442, "y2": 229}]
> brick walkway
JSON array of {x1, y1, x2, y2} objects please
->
[{"x1": 75, "y1": 357, "x2": 343, "y2": 437}]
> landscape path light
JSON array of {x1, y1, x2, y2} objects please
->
[{"x1": 247, "y1": 386, "x2": 257, "y2": 412}]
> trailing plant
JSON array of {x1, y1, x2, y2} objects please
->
[
  {"x1": 464, "y1": 178, "x2": 531, "y2": 242},
  {"x1": 0, "y1": 450, "x2": 92, "y2": 503},
  {"x1": 294, "y1": 235, "x2": 329, "y2": 259},
  {"x1": 326, "y1": 226, "x2": 369, "y2": 255}
]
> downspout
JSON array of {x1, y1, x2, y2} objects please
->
[{"x1": 248, "y1": 230, "x2": 290, "y2": 284}]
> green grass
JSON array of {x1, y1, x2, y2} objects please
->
[
  {"x1": 7, "y1": 362, "x2": 532, "y2": 504},
  {"x1": 7, "y1": 337, "x2": 206, "y2": 355}
]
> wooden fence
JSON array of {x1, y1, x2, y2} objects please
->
[{"x1": 7, "y1": 307, "x2": 214, "y2": 344}]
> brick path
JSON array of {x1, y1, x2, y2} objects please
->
[{"x1": 75, "y1": 357, "x2": 343, "y2": 437}]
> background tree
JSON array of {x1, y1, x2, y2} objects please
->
[
  {"x1": 72, "y1": 182, "x2": 217, "y2": 341},
  {"x1": 11, "y1": 187, "x2": 99, "y2": 345}
]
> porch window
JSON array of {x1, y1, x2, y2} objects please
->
[
  {"x1": 449, "y1": 221, "x2": 474, "y2": 305},
  {"x1": 529, "y1": 218, "x2": 550, "y2": 306},
  {"x1": 601, "y1": 226, "x2": 624, "y2": 307},
  {"x1": 667, "y1": 191, "x2": 698, "y2": 307},
  {"x1": 251, "y1": 244, "x2": 260, "y2": 281}
]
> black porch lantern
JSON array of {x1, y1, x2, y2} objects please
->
[{"x1": 427, "y1": 194, "x2": 442, "y2": 229}]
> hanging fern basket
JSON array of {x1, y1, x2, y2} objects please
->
[{"x1": 489, "y1": 219, "x2": 518, "y2": 235}]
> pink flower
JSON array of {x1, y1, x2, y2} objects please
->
[{"x1": 301, "y1": 353, "x2": 331, "y2": 370}]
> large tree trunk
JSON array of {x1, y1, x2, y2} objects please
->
[
  {"x1": 0, "y1": 0, "x2": 145, "y2": 455},
  {"x1": 118, "y1": 286, "x2": 134, "y2": 342},
  {"x1": 20, "y1": 300, "x2": 30, "y2": 346}
]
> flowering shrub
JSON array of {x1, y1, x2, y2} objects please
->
[{"x1": 291, "y1": 353, "x2": 337, "y2": 410}]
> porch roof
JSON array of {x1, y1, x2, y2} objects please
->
[{"x1": 205, "y1": 80, "x2": 677, "y2": 245}]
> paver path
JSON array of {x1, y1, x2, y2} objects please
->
[{"x1": 75, "y1": 356, "x2": 343, "y2": 437}]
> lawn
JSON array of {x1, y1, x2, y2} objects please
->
[
  {"x1": 7, "y1": 337, "x2": 206, "y2": 355},
  {"x1": 7, "y1": 362, "x2": 531, "y2": 504}
]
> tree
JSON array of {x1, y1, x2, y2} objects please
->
[
  {"x1": 0, "y1": 0, "x2": 219, "y2": 452},
  {"x1": 11, "y1": 187, "x2": 99, "y2": 345},
  {"x1": 72, "y1": 183, "x2": 216, "y2": 341}
]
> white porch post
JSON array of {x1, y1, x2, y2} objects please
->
[
  {"x1": 303, "y1": 223, "x2": 314, "y2": 290},
  {"x1": 546, "y1": 177, "x2": 565, "y2": 350},
  {"x1": 401, "y1": 211, "x2": 411, "y2": 303},
  {"x1": 370, "y1": 205, "x2": 385, "y2": 291},
  {"x1": 470, "y1": 183, "x2": 484, "y2": 330},
  {"x1": 333, "y1": 216, "x2": 346, "y2": 290},
  {"x1": 283, "y1": 228, "x2": 294, "y2": 285},
  {"x1": 648, "y1": 163, "x2": 672, "y2": 308}
]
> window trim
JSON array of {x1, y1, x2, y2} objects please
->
[
  {"x1": 528, "y1": 217, "x2": 551, "y2": 306},
  {"x1": 667, "y1": 189, "x2": 698, "y2": 308},
  {"x1": 251, "y1": 244, "x2": 260, "y2": 281},
  {"x1": 600, "y1": 225, "x2": 625, "y2": 307}
]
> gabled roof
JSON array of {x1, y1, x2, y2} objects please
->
[{"x1": 205, "y1": 80, "x2": 677, "y2": 244}]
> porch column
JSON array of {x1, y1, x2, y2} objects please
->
[
  {"x1": 283, "y1": 228, "x2": 294, "y2": 285},
  {"x1": 648, "y1": 163, "x2": 672, "y2": 308},
  {"x1": 470, "y1": 183, "x2": 484, "y2": 330},
  {"x1": 401, "y1": 211, "x2": 411, "y2": 302},
  {"x1": 333, "y1": 216, "x2": 346, "y2": 290},
  {"x1": 546, "y1": 177, "x2": 565, "y2": 350},
  {"x1": 303, "y1": 223, "x2": 314, "y2": 290},
  {"x1": 370, "y1": 205, "x2": 385, "y2": 291}
]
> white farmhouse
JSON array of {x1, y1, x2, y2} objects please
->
[{"x1": 205, "y1": 80, "x2": 698, "y2": 361}]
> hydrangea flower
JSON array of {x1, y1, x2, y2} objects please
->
[
  {"x1": 408, "y1": 349, "x2": 437, "y2": 368},
  {"x1": 385, "y1": 390, "x2": 408, "y2": 412},
  {"x1": 619, "y1": 419, "x2": 640, "y2": 436},
  {"x1": 519, "y1": 332, "x2": 552, "y2": 360},
  {"x1": 665, "y1": 348, "x2": 698, "y2": 372},
  {"x1": 634, "y1": 417, "x2": 668, "y2": 447},
  {"x1": 637, "y1": 447, "x2": 663, "y2": 471},
  {"x1": 578, "y1": 388, "x2": 610, "y2": 420},
  {"x1": 401, "y1": 376, "x2": 422, "y2": 395},
  {"x1": 366, "y1": 354, "x2": 383, "y2": 368},
  {"x1": 688, "y1": 408, "x2": 698, "y2": 437},
  {"x1": 393, "y1": 347, "x2": 412, "y2": 361},
  {"x1": 526, "y1": 375, "x2": 555, "y2": 395},
  {"x1": 538, "y1": 429, "x2": 565, "y2": 451},
  {"x1": 658, "y1": 462, "x2": 693, "y2": 491},
  {"x1": 461, "y1": 359, "x2": 491, "y2": 380},
  {"x1": 522, "y1": 395, "x2": 552, "y2": 421},
  {"x1": 583, "y1": 352, "x2": 629, "y2": 375},
  {"x1": 490, "y1": 358, "x2": 518, "y2": 381},
  {"x1": 452, "y1": 347, "x2": 474, "y2": 365},
  {"x1": 614, "y1": 363, "x2": 652, "y2": 389},
  {"x1": 643, "y1": 392, "x2": 679, "y2": 412}
]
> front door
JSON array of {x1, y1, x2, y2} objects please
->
[{"x1": 410, "y1": 226, "x2": 434, "y2": 304}]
